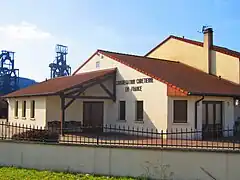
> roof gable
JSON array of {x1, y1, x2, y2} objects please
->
[
  {"x1": 145, "y1": 35, "x2": 240, "y2": 59},
  {"x1": 4, "y1": 68, "x2": 116, "y2": 98},
  {"x1": 96, "y1": 50, "x2": 240, "y2": 97},
  {"x1": 72, "y1": 51, "x2": 99, "y2": 75},
  {"x1": 7, "y1": 38, "x2": 240, "y2": 98}
]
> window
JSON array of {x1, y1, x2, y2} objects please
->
[
  {"x1": 136, "y1": 101, "x2": 143, "y2": 121},
  {"x1": 96, "y1": 61, "x2": 100, "y2": 68},
  {"x1": 173, "y1": 100, "x2": 187, "y2": 123},
  {"x1": 30, "y1": 100, "x2": 35, "y2": 118},
  {"x1": 22, "y1": 101, "x2": 26, "y2": 118},
  {"x1": 119, "y1": 101, "x2": 126, "y2": 120},
  {"x1": 14, "y1": 101, "x2": 18, "y2": 117}
]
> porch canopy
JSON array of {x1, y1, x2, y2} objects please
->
[{"x1": 4, "y1": 68, "x2": 117, "y2": 132}]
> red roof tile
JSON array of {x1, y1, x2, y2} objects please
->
[
  {"x1": 4, "y1": 68, "x2": 116, "y2": 98},
  {"x1": 99, "y1": 50, "x2": 240, "y2": 97},
  {"x1": 6, "y1": 48, "x2": 240, "y2": 98},
  {"x1": 145, "y1": 35, "x2": 240, "y2": 59}
]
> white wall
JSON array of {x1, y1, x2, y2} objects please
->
[
  {"x1": 0, "y1": 141, "x2": 240, "y2": 180},
  {"x1": 76, "y1": 53, "x2": 168, "y2": 131},
  {"x1": 46, "y1": 96, "x2": 83, "y2": 123},
  {"x1": 168, "y1": 96, "x2": 196, "y2": 131},
  {"x1": 6, "y1": 79, "x2": 115, "y2": 127},
  {"x1": 7, "y1": 97, "x2": 47, "y2": 127},
  {"x1": 168, "y1": 96, "x2": 234, "y2": 138},
  {"x1": 46, "y1": 94, "x2": 111, "y2": 125}
]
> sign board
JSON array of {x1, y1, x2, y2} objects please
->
[{"x1": 116, "y1": 77, "x2": 153, "y2": 92}]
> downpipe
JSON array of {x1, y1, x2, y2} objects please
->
[{"x1": 195, "y1": 96, "x2": 204, "y2": 130}]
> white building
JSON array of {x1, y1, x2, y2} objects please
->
[
  {"x1": 4, "y1": 28, "x2": 240, "y2": 139},
  {"x1": 3, "y1": 49, "x2": 240, "y2": 137}
]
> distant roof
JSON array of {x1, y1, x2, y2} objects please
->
[
  {"x1": 4, "y1": 68, "x2": 116, "y2": 98},
  {"x1": 97, "y1": 50, "x2": 240, "y2": 97},
  {"x1": 145, "y1": 35, "x2": 240, "y2": 58}
]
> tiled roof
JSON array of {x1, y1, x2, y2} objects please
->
[
  {"x1": 4, "y1": 68, "x2": 116, "y2": 98},
  {"x1": 99, "y1": 50, "x2": 240, "y2": 97},
  {"x1": 145, "y1": 35, "x2": 240, "y2": 59},
  {"x1": 6, "y1": 48, "x2": 240, "y2": 98}
]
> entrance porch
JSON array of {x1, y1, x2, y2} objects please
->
[
  {"x1": 45, "y1": 69, "x2": 117, "y2": 134},
  {"x1": 47, "y1": 100, "x2": 107, "y2": 135}
]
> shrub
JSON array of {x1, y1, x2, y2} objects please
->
[{"x1": 12, "y1": 129, "x2": 59, "y2": 143}]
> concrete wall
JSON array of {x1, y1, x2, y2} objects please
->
[
  {"x1": 147, "y1": 38, "x2": 240, "y2": 84},
  {"x1": 7, "y1": 97, "x2": 47, "y2": 127},
  {"x1": 76, "y1": 53, "x2": 168, "y2": 131},
  {"x1": 0, "y1": 141, "x2": 240, "y2": 180}
]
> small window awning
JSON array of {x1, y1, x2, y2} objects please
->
[{"x1": 3, "y1": 68, "x2": 117, "y2": 99}]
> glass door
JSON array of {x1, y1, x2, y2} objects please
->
[{"x1": 202, "y1": 101, "x2": 223, "y2": 139}]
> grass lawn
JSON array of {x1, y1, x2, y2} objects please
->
[{"x1": 0, "y1": 167, "x2": 137, "y2": 180}]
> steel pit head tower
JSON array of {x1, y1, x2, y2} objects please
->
[
  {"x1": 0, "y1": 50, "x2": 19, "y2": 95},
  {"x1": 49, "y1": 44, "x2": 71, "y2": 79}
]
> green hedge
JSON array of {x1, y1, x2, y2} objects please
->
[{"x1": 12, "y1": 129, "x2": 59, "y2": 143}]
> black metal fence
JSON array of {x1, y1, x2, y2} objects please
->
[{"x1": 1, "y1": 122, "x2": 240, "y2": 151}]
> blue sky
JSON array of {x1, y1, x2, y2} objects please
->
[{"x1": 0, "y1": 0, "x2": 239, "y2": 81}]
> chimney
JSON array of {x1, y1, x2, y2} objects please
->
[{"x1": 203, "y1": 27, "x2": 214, "y2": 74}]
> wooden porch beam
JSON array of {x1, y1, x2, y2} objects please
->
[
  {"x1": 64, "y1": 86, "x2": 83, "y2": 97},
  {"x1": 62, "y1": 72, "x2": 116, "y2": 102},
  {"x1": 65, "y1": 95, "x2": 112, "y2": 99},
  {"x1": 63, "y1": 73, "x2": 115, "y2": 96},
  {"x1": 100, "y1": 83, "x2": 115, "y2": 101},
  {"x1": 64, "y1": 82, "x2": 96, "y2": 97},
  {"x1": 64, "y1": 91, "x2": 82, "y2": 109}
]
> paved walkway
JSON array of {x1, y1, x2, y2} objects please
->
[{"x1": 59, "y1": 134, "x2": 240, "y2": 151}]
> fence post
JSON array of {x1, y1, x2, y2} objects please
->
[
  {"x1": 137, "y1": 127, "x2": 139, "y2": 146},
  {"x1": 1, "y1": 121, "x2": 3, "y2": 140},
  {"x1": 5, "y1": 121, "x2": 7, "y2": 140},
  {"x1": 161, "y1": 130, "x2": 163, "y2": 148},
  {"x1": 233, "y1": 137, "x2": 235, "y2": 150},
  {"x1": 228, "y1": 125, "x2": 230, "y2": 149},
  {"x1": 97, "y1": 128, "x2": 99, "y2": 145}
]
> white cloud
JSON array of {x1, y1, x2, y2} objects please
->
[
  {"x1": 0, "y1": 22, "x2": 58, "y2": 82},
  {"x1": 0, "y1": 21, "x2": 52, "y2": 40},
  {"x1": 0, "y1": 22, "x2": 156, "y2": 82}
]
